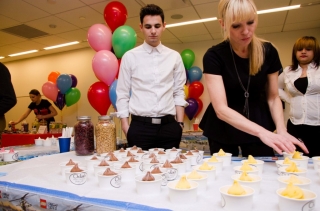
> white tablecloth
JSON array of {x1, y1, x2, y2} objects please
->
[{"x1": 0, "y1": 152, "x2": 319, "y2": 211}]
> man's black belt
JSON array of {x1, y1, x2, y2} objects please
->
[{"x1": 131, "y1": 114, "x2": 175, "y2": 125}]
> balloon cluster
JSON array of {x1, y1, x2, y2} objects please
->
[
  {"x1": 181, "y1": 49, "x2": 204, "y2": 120},
  {"x1": 87, "y1": 1, "x2": 136, "y2": 115},
  {"x1": 42, "y1": 71, "x2": 80, "y2": 110}
]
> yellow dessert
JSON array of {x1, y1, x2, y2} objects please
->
[
  {"x1": 292, "y1": 151, "x2": 302, "y2": 159},
  {"x1": 285, "y1": 162, "x2": 300, "y2": 172},
  {"x1": 175, "y1": 175, "x2": 191, "y2": 189},
  {"x1": 199, "y1": 162, "x2": 214, "y2": 170},
  {"x1": 187, "y1": 170, "x2": 203, "y2": 179},
  {"x1": 247, "y1": 155, "x2": 257, "y2": 164},
  {"x1": 239, "y1": 171, "x2": 253, "y2": 181},
  {"x1": 283, "y1": 157, "x2": 293, "y2": 164},
  {"x1": 227, "y1": 181, "x2": 246, "y2": 195},
  {"x1": 208, "y1": 155, "x2": 219, "y2": 162},
  {"x1": 284, "y1": 175, "x2": 303, "y2": 184},
  {"x1": 217, "y1": 149, "x2": 226, "y2": 156},
  {"x1": 240, "y1": 162, "x2": 253, "y2": 171},
  {"x1": 281, "y1": 182, "x2": 304, "y2": 199}
]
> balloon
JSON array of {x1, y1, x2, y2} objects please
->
[
  {"x1": 92, "y1": 50, "x2": 119, "y2": 86},
  {"x1": 104, "y1": 1, "x2": 128, "y2": 32},
  {"x1": 185, "y1": 98, "x2": 199, "y2": 120},
  {"x1": 87, "y1": 81, "x2": 111, "y2": 115},
  {"x1": 42, "y1": 81, "x2": 58, "y2": 102},
  {"x1": 189, "y1": 81, "x2": 204, "y2": 99},
  {"x1": 185, "y1": 68, "x2": 189, "y2": 84},
  {"x1": 194, "y1": 98, "x2": 203, "y2": 118},
  {"x1": 109, "y1": 79, "x2": 118, "y2": 110},
  {"x1": 69, "y1": 74, "x2": 78, "y2": 88},
  {"x1": 181, "y1": 49, "x2": 195, "y2": 70},
  {"x1": 48, "y1": 71, "x2": 60, "y2": 84},
  {"x1": 184, "y1": 85, "x2": 189, "y2": 99},
  {"x1": 87, "y1": 24, "x2": 112, "y2": 52},
  {"x1": 65, "y1": 88, "x2": 81, "y2": 107},
  {"x1": 188, "y1": 66, "x2": 203, "y2": 83},
  {"x1": 54, "y1": 91, "x2": 65, "y2": 110},
  {"x1": 112, "y1": 25, "x2": 137, "y2": 58},
  {"x1": 56, "y1": 74, "x2": 72, "y2": 94}
]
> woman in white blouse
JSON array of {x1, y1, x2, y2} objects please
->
[{"x1": 278, "y1": 36, "x2": 320, "y2": 157}]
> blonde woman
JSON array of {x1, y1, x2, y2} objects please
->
[{"x1": 199, "y1": 0, "x2": 308, "y2": 156}]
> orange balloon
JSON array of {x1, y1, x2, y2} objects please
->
[{"x1": 48, "y1": 71, "x2": 60, "y2": 84}]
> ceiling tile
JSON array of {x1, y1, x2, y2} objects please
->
[
  {"x1": 165, "y1": 7, "x2": 201, "y2": 24},
  {"x1": 286, "y1": 4, "x2": 320, "y2": 24},
  {"x1": 168, "y1": 24, "x2": 210, "y2": 37},
  {"x1": 0, "y1": 45, "x2": 25, "y2": 56},
  {"x1": 179, "y1": 34, "x2": 213, "y2": 43},
  {"x1": 283, "y1": 20, "x2": 320, "y2": 31},
  {"x1": 141, "y1": 0, "x2": 191, "y2": 10},
  {"x1": 10, "y1": 40, "x2": 46, "y2": 51},
  {"x1": 23, "y1": 0, "x2": 86, "y2": 14},
  {"x1": 125, "y1": 16, "x2": 141, "y2": 31},
  {"x1": 194, "y1": 2, "x2": 219, "y2": 18},
  {"x1": 0, "y1": 15, "x2": 20, "y2": 29},
  {"x1": 0, "y1": 31, "x2": 27, "y2": 46},
  {"x1": 258, "y1": 12, "x2": 287, "y2": 27},
  {"x1": 255, "y1": 0, "x2": 291, "y2": 10},
  {"x1": 190, "y1": 0, "x2": 218, "y2": 5},
  {"x1": 56, "y1": 29, "x2": 88, "y2": 42},
  {"x1": 32, "y1": 35, "x2": 69, "y2": 46},
  {"x1": 256, "y1": 25, "x2": 284, "y2": 35}
]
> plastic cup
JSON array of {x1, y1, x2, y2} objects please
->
[
  {"x1": 58, "y1": 137, "x2": 71, "y2": 153},
  {"x1": 193, "y1": 123, "x2": 199, "y2": 131}
]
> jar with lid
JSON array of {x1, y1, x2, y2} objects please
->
[
  {"x1": 74, "y1": 116, "x2": 94, "y2": 156},
  {"x1": 95, "y1": 115, "x2": 116, "y2": 155}
]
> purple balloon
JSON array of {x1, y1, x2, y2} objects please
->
[
  {"x1": 185, "y1": 98, "x2": 198, "y2": 120},
  {"x1": 70, "y1": 74, "x2": 78, "y2": 87},
  {"x1": 54, "y1": 91, "x2": 65, "y2": 110}
]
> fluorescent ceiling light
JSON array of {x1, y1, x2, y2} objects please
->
[
  {"x1": 166, "y1": 17, "x2": 217, "y2": 28},
  {"x1": 257, "y1": 4, "x2": 300, "y2": 14},
  {"x1": 0, "y1": 56, "x2": 4, "y2": 59},
  {"x1": 8, "y1": 50, "x2": 38, "y2": 57},
  {"x1": 44, "y1": 41, "x2": 79, "y2": 50}
]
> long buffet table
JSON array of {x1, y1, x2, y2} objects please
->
[
  {"x1": 1, "y1": 133, "x2": 62, "y2": 147},
  {"x1": 0, "y1": 152, "x2": 319, "y2": 211}
]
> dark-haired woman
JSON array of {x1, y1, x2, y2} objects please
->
[
  {"x1": 12, "y1": 89, "x2": 57, "y2": 131},
  {"x1": 278, "y1": 36, "x2": 320, "y2": 157}
]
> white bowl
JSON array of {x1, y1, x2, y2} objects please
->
[
  {"x1": 276, "y1": 188, "x2": 317, "y2": 211},
  {"x1": 34, "y1": 139, "x2": 43, "y2": 146},
  {"x1": 135, "y1": 174, "x2": 162, "y2": 195},
  {"x1": 212, "y1": 152, "x2": 232, "y2": 166},
  {"x1": 186, "y1": 172, "x2": 208, "y2": 193},
  {"x1": 233, "y1": 165, "x2": 259, "y2": 175},
  {"x1": 277, "y1": 175, "x2": 311, "y2": 190},
  {"x1": 241, "y1": 159, "x2": 264, "y2": 174},
  {"x1": 231, "y1": 174, "x2": 262, "y2": 195},
  {"x1": 97, "y1": 169, "x2": 122, "y2": 189},
  {"x1": 203, "y1": 158, "x2": 223, "y2": 174},
  {"x1": 167, "y1": 180, "x2": 198, "y2": 204},
  {"x1": 219, "y1": 185, "x2": 254, "y2": 211},
  {"x1": 290, "y1": 156, "x2": 310, "y2": 169},
  {"x1": 193, "y1": 165, "x2": 216, "y2": 181},
  {"x1": 278, "y1": 166, "x2": 307, "y2": 177},
  {"x1": 311, "y1": 156, "x2": 320, "y2": 170}
]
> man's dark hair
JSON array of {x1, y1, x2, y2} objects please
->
[{"x1": 140, "y1": 4, "x2": 164, "y2": 24}]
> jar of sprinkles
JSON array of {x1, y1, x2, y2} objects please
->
[
  {"x1": 74, "y1": 116, "x2": 94, "y2": 156},
  {"x1": 95, "y1": 115, "x2": 116, "y2": 155}
]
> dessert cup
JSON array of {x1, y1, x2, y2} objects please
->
[
  {"x1": 143, "y1": 158, "x2": 162, "y2": 172},
  {"x1": 276, "y1": 188, "x2": 317, "y2": 211},
  {"x1": 311, "y1": 156, "x2": 320, "y2": 170},
  {"x1": 59, "y1": 160, "x2": 81, "y2": 177},
  {"x1": 233, "y1": 165, "x2": 259, "y2": 175},
  {"x1": 144, "y1": 169, "x2": 168, "y2": 186},
  {"x1": 241, "y1": 159, "x2": 264, "y2": 174},
  {"x1": 167, "y1": 180, "x2": 198, "y2": 204},
  {"x1": 97, "y1": 169, "x2": 122, "y2": 189},
  {"x1": 186, "y1": 172, "x2": 208, "y2": 194},
  {"x1": 34, "y1": 138, "x2": 43, "y2": 146},
  {"x1": 219, "y1": 185, "x2": 254, "y2": 211},
  {"x1": 277, "y1": 175, "x2": 311, "y2": 190},
  {"x1": 190, "y1": 150, "x2": 204, "y2": 164},
  {"x1": 212, "y1": 152, "x2": 232, "y2": 166},
  {"x1": 275, "y1": 159, "x2": 299, "y2": 169},
  {"x1": 282, "y1": 151, "x2": 303, "y2": 159},
  {"x1": 184, "y1": 152, "x2": 198, "y2": 166},
  {"x1": 148, "y1": 148, "x2": 164, "y2": 153},
  {"x1": 231, "y1": 174, "x2": 261, "y2": 195},
  {"x1": 65, "y1": 167, "x2": 88, "y2": 185},
  {"x1": 43, "y1": 139, "x2": 52, "y2": 146},
  {"x1": 135, "y1": 174, "x2": 162, "y2": 195},
  {"x1": 135, "y1": 150, "x2": 149, "y2": 160},
  {"x1": 3, "y1": 151, "x2": 19, "y2": 162},
  {"x1": 166, "y1": 148, "x2": 182, "y2": 160},
  {"x1": 193, "y1": 165, "x2": 216, "y2": 181},
  {"x1": 278, "y1": 166, "x2": 307, "y2": 177},
  {"x1": 114, "y1": 163, "x2": 136, "y2": 182},
  {"x1": 162, "y1": 167, "x2": 179, "y2": 181},
  {"x1": 93, "y1": 163, "x2": 114, "y2": 177},
  {"x1": 170, "y1": 160, "x2": 186, "y2": 175},
  {"x1": 290, "y1": 156, "x2": 310, "y2": 169},
  {"x1": 203, "y1": 158, "x2": 223, "y2": 174},
  {"x1": 85, "y1": 156, "x2": 102, "y2": 171},
  {"x1": 180, "y1": 156, "x2": 191, "y2": 171}
]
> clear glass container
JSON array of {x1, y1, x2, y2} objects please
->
[
  {"x1": 74, "y1": 116, "x2": 94, "y2": 156},
  {"x1": 95, "y1": 115, "x2": 116, "y2": 155}
]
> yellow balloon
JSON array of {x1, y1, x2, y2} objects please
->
[{"x1": 184, "y1": 85, "x2": 189, "y2": 99}]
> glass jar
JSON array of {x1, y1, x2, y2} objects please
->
[
  {"x1": 74, "y1": 116, "x2": 94, "y2": 156},
  {"x1": 95, "y1": 115, "x2": 116, "y2": 155}
]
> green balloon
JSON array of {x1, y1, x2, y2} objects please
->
[
  {"x1": 181, "y1": 49, "x2": 195, "y2": 70},
  {"x1": 112, "y1": 25, "x2": 137, "y2": 58},
  {"x1": 65, "y1": 88, "x2": 81, "y2": 107}
]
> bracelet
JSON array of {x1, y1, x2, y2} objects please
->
[{"x1": 178, "y1": 122, "x2": 184, "y2": 128}]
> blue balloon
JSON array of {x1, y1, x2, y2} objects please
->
[
  {"x1": 188, "y1": 66, "x2": 203, "y2": 83},
  {"x1": 56, "y1": 74, "x2": 72, "y2": 94},
  {"x1": 109, "y1": 79, "x2": 118, "y2": 110}
]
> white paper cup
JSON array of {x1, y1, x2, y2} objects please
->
[
  {"x1": 190, "y1": 150, "x2": 204, "y2": 164},
  {"x1": 144, "y1": 169, "x2": 168, "y2": 186},
  {"x1": 186, "y1": 172, "x2": 208, "y2": 194},
  {"x1": 213, "y1": 153, "x2": 232, "y2": 166},
  {"x1": 282, "y1": 151, "x2": 303, "y2": 159},
  {"x1": 162, "y1": 167, "x2": 179, "y2": 181},
  {"x1": 85, "y1": 157, "x2": 102, "y2": 171},
  {"x1": 143, "y1": 160, "x2": 162, "y2": 173},
  {"x1": 59, "y1": 161, "x2": 81, "y2": 177},
  {"x1": 135, "y1": 174, "x2": 162, "y2": 195},
  {"x1": 241, "y1": 159, "x2": 264, "y2": 174},
  {"x1": 34, "y1": 139, "x2": 43, "y2": 146},
  {"x1": 203, "y1": 158, "x2": 223, "y2": 174},
  {"x1": 311, "y1": 156, "x2": 320, "y2": 170},
  {"x1": 180, "y1": 157, "x2": 191, "y2": 171},
  {"x1": 3, "y1": 151, "x2": 19, "y2": 162},
  {"x1": 149, "y1": 148, "x2": 164, "y2": 153},
  {"x1": 276, "y1": 188, "x2": 317, "y2": 211},
  {"x1": 184, "y1": 153, "x2": 198, "y2": 166},
  {"x1": 231, "y1": 174, "x2": 261, "y2": 195},
  {"x1": 233, "y1": 165, "x2": 259, "y2": 175},
  {"x1": 278, "y1": 166, "x2": 307, "y2": 177},
  {"x1": 43, "y1": 139, "x2": 52, "y2": 146},
  {"x1": 114, "y1": 163, "x2": 136, "y2": 182},
  {"x1": 219, "y1": 185, "x2": 254, "y2": 211},
  {"x1": 93, "y1": 163, "x2": 114, "y2": 177},
  {"x1": 275, "y1": 160, "x2": 299, "y2": 169},
  {"x1": 167, "y1": 180, "x2": 198, "y2": 204},
  {"x1": 97, "y1": 169, "x2": 122, "y2": 189},
  {"x1": 65, "y1": 168, "x2": 88, "y2": 185},
  {"x1": 166, "y1": 149, "x2": 182, "y2": 160},
  {"x1": 290, "y1": 156, "x2": 309, "y2": 169},
  {"x1": 193, "y1": 165, "x2": 216, "y2": 181},
  {"x1": 277, "y1": 175, "x2": 311, "y2": 190},
  {"x1": 170, "y1": 161, "x2": 186, "y2": 175}
]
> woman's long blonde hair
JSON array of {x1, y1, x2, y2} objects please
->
[{"x1": 218, "y1": 0, "x2": 265, "y2": 75}]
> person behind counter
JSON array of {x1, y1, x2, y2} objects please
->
[
  {"x1": 199, "y1": 0, "x2": 308, "y2": 157},
  {"x1": 12, "y1": 89, "x2": 57, "y2": 132},
  {"x1": 0, "y1": 62, "x2": 17, "y2": 138},
  {"x1": 278, "y1": 36, "x2": 320, "y2": 157}
]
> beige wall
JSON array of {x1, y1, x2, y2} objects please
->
[{"x1": 3, "y1": 28, "x2": 320, "y2": 136}]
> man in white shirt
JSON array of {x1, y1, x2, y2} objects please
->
[{"x1": 116, "y1": 4, "x2": 188, "y2": 150}]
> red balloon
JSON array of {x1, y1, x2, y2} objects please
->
[
  {"x1": 194, "y1": 98, "x2": 203, "y2": 118},
  {"x1": 104, "y1": 1, "x2": 128, "y2": 32},
  {"x1": 116, "y1": 58, "x2": 121, "y2": 79},
  {"x1": 87, "y1": 81, "x2": 111, "y2": 115},
  {"x1": 188, "y1": 81, "x2": 204, "y2": 99}
]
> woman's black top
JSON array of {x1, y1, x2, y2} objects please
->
[{"x1": 28, "y1": 99, "x2": 55, "y2": 123}]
